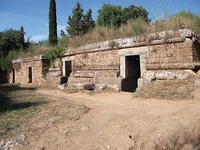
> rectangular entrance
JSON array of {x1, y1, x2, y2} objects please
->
[
  {"x1": 12, "y1": 68, "x2": 15, "y2": 83},
  {"x1": 28, "y1": 67, "x2": 32, "y2": 83},
  {"x1": 65, "y1": 61, "x2": 72, "y2": 77},
  {"x1": 60, "y1": 61, "x2": 72, "y2": 85},
  {"x1": 121, "y1": 55, "x2": 141, "y2": 92}
]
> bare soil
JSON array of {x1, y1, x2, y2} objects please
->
[{"x1": 1, "y1": 85, "x2": 200, "y2": 150}]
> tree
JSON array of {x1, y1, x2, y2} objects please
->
[
  {"x1": 19, "y1": 26, "x2": 25, "y2": 49},
  {"x1": 49, "y1": 0, "x2": 58, "y2": 46},
  {"x1": 67, "y1": 2, "x2": 95, "y2": 37},
  {"x1": 0, "y1": 28, "x2": 28, "y2": 70},
  {"x1": 0, "y1": 29, "x2": 25, "y2": 56},
  {"x1": 96, "y1": 4, "x2": 122, "y2": 28},
  {"x1": 96, "y1": 4, "x2": 150, "y2": 28},
  {"x1": 83, "y1": 9, "x2": 95, "y2": 34},
  {"x1": 122, "y1": 5, "x2": 150, "y2": 24}
]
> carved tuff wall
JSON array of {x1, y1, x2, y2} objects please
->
[
  {"x1": 9, "y1": 55, "x2": 50, "y2": 86},
  {"x1": 63, "y1": 29, "x2": 200, "y2": 91}
]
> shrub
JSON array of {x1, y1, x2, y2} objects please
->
[
  {"x1": 46, "y1": 46, "x2": 66, "y2": 67},
  {"x1": 152, "y1": 10, "x2": 200, "y2": 36}
]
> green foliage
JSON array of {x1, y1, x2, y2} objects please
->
[
  {"x1": 109, "y1": 40, "x2": 118, "y2": 48},
  {"x1": 122, "y1": 5, "x2": 150, "y2": 24},
  {"x1": 67, "y1": 2, "x2": 95, "y2": 37},
  {"x1": 96, "y1": 4, "x2": 150, "y2": 29},
  {"x1": 0, "y1": 28, "x2": 29, "y2": 70},
  {"x1": 59, "y1": 30, "x2": 69, "y2": 48},
  {"x1": 83, "y1": 9, "x2": 95, "y2": 33},
  {"x1": 49, "y1": 0, "x2": 58, "y2": 46},
  {"x1": 46, "y1": 46, "x2": 66, "y2": 66},
  {"x1": 0, "y1": 50, "x2": 17, "y2": 71},
  {"x1": 0, "y1": 28, "x2": 26, "y2": 56},
  {"x1": 97, "y1": 4, "x2": 122, "y2": 28}
]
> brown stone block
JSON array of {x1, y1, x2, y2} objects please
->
[{"x1": 98, "y1": 77, "x2": 122, "y2": 85}]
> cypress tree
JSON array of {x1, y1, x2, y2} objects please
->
[
  {"x1": 49, "y1": 0, "x2": 58, "y2": 46},
  {"x1": 67, "y1": 2, "x2": 95, "y2": 37},
  {"x1": 19, "y1": 26, "x2": 25, "y2": 49},
  {"x1": 67, "y1": 2, "x2": 84, "y2": 37}
]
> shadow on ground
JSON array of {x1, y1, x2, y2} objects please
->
[{"x1": 0, "y1": 84, "x2": 43, "y2": 114}]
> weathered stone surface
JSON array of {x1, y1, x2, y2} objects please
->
[
  {"x1": 98, "y1": 77, "x2": 122, "y2": 85},
  {"x1": 72, "y1": 83, "x2": 94, "y2": 90},
  {"x1": 58, "y1": 84, "x2": 67, "y2": 90},
  {"x1": 175, "y1": 70, "x2": 195, "y2": 79},
  {"x1": 138, "y1": 78, "x2": 151, "y2": 87},
  {"x1": 49, "y1": 67, "x2": 61, "y2": 71},
  {"x1": 72, "y1": 83, "x2": 85, "y2": 90},
  {"x1": 68, "y1": 77, "x2": 94, "y2": 84},
  {"x1": 95, "y1": 84, "x2": 106, "y2": 91},
  {"x1": 9, "y1": 56, "x2": 50, "y2": 86},
  {"x1": 48, "y1": 71, "x2": 62, "y2": 77},
  {"x1": 155, "y1": 71, "x2": 175, "y2": 80},
  {"x1": 73, "y1": 71, "x2": 94, "y2": 78},
  {"x1": 146, "y1": 63, "x2": 200, "y2": 70},
  {"x1": 194, "y1": 79, "x2": 200, "y2": 86},
  {"x1": 143, "y1": 70, "x2": 194, "y2": 81},
  {"x1": 106, "y1": 84, "x2": 120, "y2": 92}
]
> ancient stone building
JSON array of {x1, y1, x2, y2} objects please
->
[
  {"x1": 62, "y1": 29, "x2": 200, "y2": 92},
  {"x1": 8, "y1": 55, "x2": 50, "y2": 86}
]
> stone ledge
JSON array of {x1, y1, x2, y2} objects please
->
[
  {"x1": 73, "y1": 71, "x2": 95, "y2": 78},
  {"x1": 146, "y1": 62, "x2": 200, "y2": 70},
  {"x1": 12, "y1": 54, "x2": 47, "y2": 63}
]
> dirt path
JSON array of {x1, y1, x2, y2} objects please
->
[
  {"x1": 3, "y1": 89, "x2": 200, "y2": 150},
  {"x1": 28, "y1": 90, "x2": 200, "y2": 150}
]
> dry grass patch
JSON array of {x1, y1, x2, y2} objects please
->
[
  {"x1": 0, "y1": 84, "x2": 90, "y2": 140},
  {"x1": 68, "y1": 11, "x2": 200, "y2": 48},
  {"x1": 134, "y1": 79, "x2": 195, "y2": 100}
]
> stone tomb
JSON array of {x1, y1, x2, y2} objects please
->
[{"x1": 62, "y1": 29, "x2": 200, "y2": 92}]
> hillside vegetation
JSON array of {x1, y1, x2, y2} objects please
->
[
  {"x1": 68, "y1": 10, "x2": 200, "y2": 48},
  {"x1": 1, "y1": 4, "x2": 200, "y2": 71}
]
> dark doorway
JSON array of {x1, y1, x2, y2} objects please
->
[
  {"x1": 65, "y1": 61, "x2": 72, "y2": 77},
  {"x1": 60, "y1": 61, "x2": 72, "y2": 85},
  {"x1": 121, "y1": 55, "x2": 141, "y2": 92},
  {"x1": 0, "y1": 69, "x2": 8, "y2": 83},
  {"x1": 28, "y1": 67, "x2": 32, "y2": 83},
  {"x1": 12, "y1": 68, "x2": 15, "y2": 83}
]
